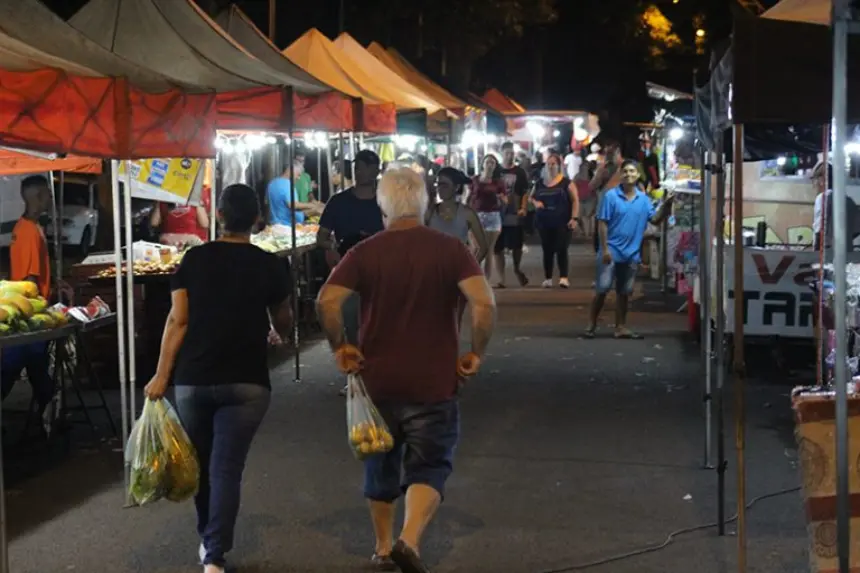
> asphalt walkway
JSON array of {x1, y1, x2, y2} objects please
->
[{"x1": 3, "y1": 242, "x2": 809, "y2": 572}]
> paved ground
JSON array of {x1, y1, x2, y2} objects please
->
[{"x1": 3, "y1": 242, "x2": 810, "y2": 572}]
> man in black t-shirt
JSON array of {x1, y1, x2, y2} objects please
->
[{"x1": 494, "y1": 141, "x2": 530, "y2": 288}]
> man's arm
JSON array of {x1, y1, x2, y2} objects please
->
[
  {"x1": 269, "y1": 298, "x2": 293, "y2": 341},
  {"x1": 598, "y1": 220, "x2": 609, "y2": 255},
  {"x1": 649, "y1": 194, "x2": 675, "y2": 225},
  {"x1": 316, "y1": 283, "x2": 353, "y2": 351},
  {"x1": 589, "y1": 166, "x2": 607, "y2": 193},
  {"x1": 458, "y1": 275, "x2": 496, "y2": 357}
]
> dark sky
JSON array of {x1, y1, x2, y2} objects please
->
[{"x1": 43, "y1": 0, "x2": 782, "y2": 120}]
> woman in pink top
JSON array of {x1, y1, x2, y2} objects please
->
[{"x1": 469, "y1": 154, "x2": 506, "y2": 279}]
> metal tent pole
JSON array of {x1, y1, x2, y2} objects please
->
[
  {"x1": 288, "y1": 132, "x2": 301, "y2": 383},
  {"x1": 209, "y1": 158, "x2": 217, "y2": 241},
  {"x1": 700, "y1": 150, "x2": 713, "y2": 469},
  {"x1": 339, "y1": 132, "x2": 347, "y2": 192},
  {"x1": 123, "y1": 165, "x2": 137, "y2": 423},
  {"x1": 59, "y1": 172, "x2": 65, "y2": 291},
  {"x1": 349, "y1": 132, "x2": 357, "y2": 182},
  {"x1": 0, "y1": 358, "x2": 7, "y2": 573},
  {"x1": 732, "y1": 124, "x2": 747, "y2": 573},
  {"x1": 316, "y1": 147, "x2": 322, "y2": 197},
  {"x1": 714, "y1": 133, "x2": 727, "y2": 535},
  {"x1": 326, "y1": 136, "x2": 335, "y2": 197},
  {"x1": 48, "y1": 173, "x2": 61, "y2": 301},
  {"x1": 832, "y1": 0, "x2": 851, "y2": 569},
  {"x1": 110, "y1": 161, "x2": 131, "y2": 505}
]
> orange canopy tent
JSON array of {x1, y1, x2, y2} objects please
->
[
  {"x1": 0, "y1": 148, "x2": 101, "y2": 176},
  {"x1": 0, "y1": 29, "x2": 216, "y2": 159},
  {"x1": 69, "y1": 0, "x2": 354, "y2": 133}
]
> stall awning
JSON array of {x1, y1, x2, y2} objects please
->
[
  {"x1": 482, "y1": 88, "x2": 526, "y2": 114},
  {"x1": 0, "y1": 28, "x2": 216, "y2": 159},
  {"x1": 367, "y1": 43, "x2": 466, "y2": 112},
  {"x1": 0, "y1": 148, "x2": 102, "y2": 176},
  {"x1": 762, "y1": 0, "x2": 830, "y2": 25},
  {"x1": 284, "y1": 29, "x2": 396, "y2": 134},
  {"x1": 69, "y1": 0, "x2": 339, "y2": 132},
  {"x1": 333, "y1": 33, "x2": 447, "y2": 115},
  {"x1": 214, "y1": 6, "x2": 354, "y2": 132}
]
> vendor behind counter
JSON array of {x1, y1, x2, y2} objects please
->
[
  {"x1": 3, "y1": 175, "x2": 54, "y2": 412},
  {"x1": 150, "y1": 185, "x2": 211, "y2": 247}
]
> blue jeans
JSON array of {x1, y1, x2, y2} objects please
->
[
  {"x1": 174, "y1": 384, "x2": 270, "y2": 567},
  {"x1": 364, "y1": 400, "x2": 459, "y2": 502},
  {"x1": 595, "y1": 259, "x2": 638, "y2": 295},
  {"x1": 343, "y1": 291, "x2": 361, "y2": 345}
]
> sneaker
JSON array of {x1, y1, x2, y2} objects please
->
[
  {"x1": 541, "y1": 279, "x2": 553, "y2": 288},
  {"x1": 559, "y1": 278, "x2": 570, "y2": 289}
]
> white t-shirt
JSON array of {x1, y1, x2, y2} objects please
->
[
  {"x1": 813, "y1": 190, "x2": 830, "y2": 234},
  {"x1": 564, "y1": 153, "x2": 581, "y2": 180}
]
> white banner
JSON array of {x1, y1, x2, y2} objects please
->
[{"x1": 718, "y1": 248, "x2": 860, "y2": 338}]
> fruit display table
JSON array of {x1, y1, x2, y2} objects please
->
[{"x1": 793, "y1": 389, "x2": 860, "y2": 572}]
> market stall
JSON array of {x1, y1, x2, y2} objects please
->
[{"x1": 696, "y1": 5, "x2": 860, "y2": 570}]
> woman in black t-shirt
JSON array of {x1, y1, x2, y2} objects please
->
[{"x1": 144, "y1": 184, "x2": 293, "y2": 573}]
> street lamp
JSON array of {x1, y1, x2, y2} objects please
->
[{"x1": 696, "y1": 29, "x2": 706, "y2": 38}]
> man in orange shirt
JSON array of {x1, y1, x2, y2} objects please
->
[
  {"x1": 1, "y1": 175, "x2": 54, "y2": 425},
  {"x1": 11, "y1": 175, "x2": 51, "y2": 298}
]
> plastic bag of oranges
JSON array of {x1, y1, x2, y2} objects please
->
[{"x1": 346, "y1": 374, "x2": 394, "y2": 460}]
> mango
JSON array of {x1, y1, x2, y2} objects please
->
[
  {"x1": 29, "y1": 297, "x2": 47, "y2": 314},
  {"x1": 0, "y1": 281, "x2": 39, "y2": 298},
  {"x1": 0, "y1": 304, "x2": 19, "y2": 320},
  {"x1": 0, "y1": 295, "x2": 32, "y2": 318}
]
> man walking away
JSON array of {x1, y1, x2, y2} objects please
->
[
  {"x1": 586, "y1": 159, "x2": 673, "y2": 340},
  {"x1": 494, "y1": 141, "x2": 530, "y2": 287},
  {"x1": 317, "y1": 150, "x2": 385, "y2": 395},
  {"x1": 317, "y1": 168, "x2": 496, "y2": 573}
]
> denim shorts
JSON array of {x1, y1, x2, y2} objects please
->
[
  {"x1": 595, "y1": 259, "x2": 638, "y2": 295},
  {"x1": 477, "y1": 211, "x2": 502, "y2": 232},
  {"x1": 363, "y1": 399, "x2": 459, "y2": 502}
]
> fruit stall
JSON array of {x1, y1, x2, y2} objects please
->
[{"x1": 73, "y1": 224, "x2": 320, "y2": 384}]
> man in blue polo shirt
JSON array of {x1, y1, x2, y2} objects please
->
[{"x1": 585, "y1": 159, "x2": 673, "y2": 339}]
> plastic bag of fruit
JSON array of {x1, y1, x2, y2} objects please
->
[
  {"x1": 346, "y1": 374, "x2": 394, "y2": 460},
  {"x1": 125, "y1": 398, "x2": 199, "y2": 505},
  {"x1": 125, "y1": 398, "x2": 169, "y2": 505}
]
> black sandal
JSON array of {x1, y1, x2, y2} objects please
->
[
  {"x1": 583, "y1": 326, "x2": 597, "y2": 339},
  {"x1": 371, "y1": 553, "x2": 397, "y2": 571},
  {"x1": 391, "y1": 540, "x2": 432, "y2": 573}
]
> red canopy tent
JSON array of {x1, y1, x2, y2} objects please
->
[
  {"x1": 68, "y1": 0, "x2": 361, "y2": 133},
  {"x1": 481, "y1": 88, "x2": 527, "y2": 114},
  {"x1": 215, "y1": 6, "x2": 379, "y2": 133},
  {"x1": 0, "y1": 29, "x2": 216, "y2": 159}
]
